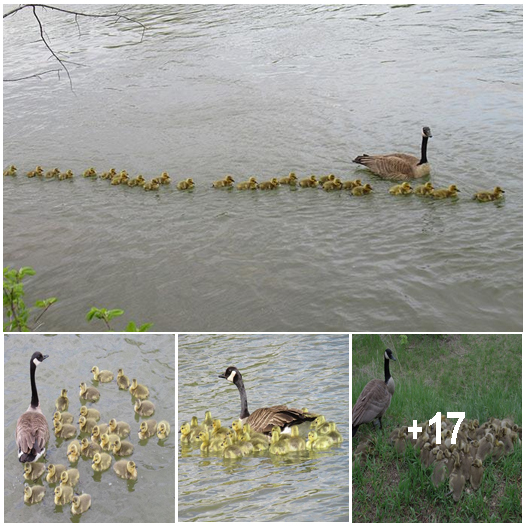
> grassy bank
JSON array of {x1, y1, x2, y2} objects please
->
[{"x1": 352, "y1": 334, "x2": 522, "y2": 522}]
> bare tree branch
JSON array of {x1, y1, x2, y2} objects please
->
[
  {"x1": 3, "y1": 69, "x2": 61, "y2": 81},
  {"x1": 4, "y1": 4, "x2": 146, "y2": 89}
]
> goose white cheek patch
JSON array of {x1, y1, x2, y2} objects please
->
[
  {"x1": 227, "y1": 371, "x2": 236, "y2": 383},
  {"x1": 33, "y1": 358, "x2": 41, "y2": 366}
]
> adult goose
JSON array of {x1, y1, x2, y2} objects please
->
[
  {"x1": 352, "y1": 349, "x2": 396, "y2": 437},
  {"x1": 353, "y1": 127, "x2": 432, "y2": 180},
  {"x1": 218, "y1": 366, "x2": 316, "y2": 435},
  {"x1": 16, "y1": 352, "x2": 50, "y2": 462}
]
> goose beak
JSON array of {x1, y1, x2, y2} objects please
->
[
  {"x1": 42, "y1": 354, "x2": 49, "y2": 360},
  {"x1": 218, "y1": 373, "x2": 226, "y2": 379}
]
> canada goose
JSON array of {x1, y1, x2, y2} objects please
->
[
  {"x1": 83, "y1": 167, "x2": 97, "y2": 177},
  {"x1": 92, "y1": 452, "x2": 112, "y2": 471},
  {"x1": 469, "y1": 439, "x2": 479, "y2": 458},
  {"x1": 231, "y1": 419, "x2": 245, "y2": 440},
  {"x1": 108, "y1": 418, "x2": 131, "y2": 438},
  {"x1": 237, "y1": 177, "x2": 259, "y2": 190},
  {"x1": 414, "y1": 182, "x2": 434, "y2": 195},
  {"x1": 55, "y1": 389, "x2": 68, "y2": 411},
  {"x1": 460, "y1": 444, "x2": 472, "y2": 482},
  {"x1": 23, "y1": 461, "x2": 46, "y2": 480},
  {"x1": 129, "y1": 379, "x2": 149, "y2": 399},
  {"x1": 23, "y1": 483, "x2": 45, "y2": 504},
  {"x1": 342, "y1": 179, "x2": 362, "y2": 190},
  {"x1": 79, "y1": 406, "x2": 100, "y2": 421},
  {"x1": 180, "y1": 423, "x2": 192, "y2": 445},
  {"x1": 54, "y1": 411, "x2": 74, "y2": 424},
  {"x1": 449, "y1": 455, "x2": 465, "y2": 502},
  {"x1": 46, "y1": 463, "x2": 66, "y2": 483},
  {"x1": 323, "y1": 178, "x2": 343, "y2": 191},
  {"x1": 80, "y1": 438, "x2": 101, "y2": 458},
  {"x1": 287, "y1": 425, "x2": 306, "y2": 451},
  {"x1": 307, "y1": 429, "x2": 333, "y2": 450},
  {"x1": 394, "y1": 429, "x2": 407, "y2": 455},
  {"x1": 15, "y1": 354, "x2": 50, "y2": 463},
  {"x1": 311, "y1": 415, "x2": 331, "y2": 434},
  {"x1": 91, "y1": 424, "x2": 109, "y2": 443},
  {"x1": 473, "y1": 186, "x2": 505, "y2": 202},
  {"x1": 4, "y1": 164, "x2": 17, "y2": 176},
  {"x1": 299, "y1": 175, "x2": 318, "y2": 187},
  {"x1": 259, "y1": 178, "x2": 279, "y2": 190},
  {"x1": 159, "y1": 172, "x2": 171, "y2": 184},
  {"x1": 79, "y1": 382, "x2": 100, "y2": 402},
  {"x1": 431, "y1": 184, "x2": 460, "y2": 199},
  {"x1": 54, "y1": 484, "x2": 74, "y2": 505},
  {"x1": 116, "y1": 369, "x2": 131, "y2": 390},
  {"x1": 143, "y1": 180, "x2": 160, "y2": 191},
  {"x1": 177, "y1": 178, "x2": 195, "y2": 190},
  {"x1": 237, "y1": 432, "x2": 255, "y2": 455},
  {"x1": 199, "y1": 429, "x2": 212, "y2": 453},
  {"x1": 218, "y1": 366, "x2": 316, "y2": 434},
  {"x1": 91, "y1": 366, "x2": 114, "y2": 383},
  {"x1": 100, "y1": 433, "x2": 120, "y2": 451},
  {"x1": 389, "y1": 182, "x2": 413, "y2": 195},
  {"x1": 211, "y1": 419, "x2": 229, "y2": 439},
  {"x1": 212, "y1": 175, "x2": 235, "y2": 188},
  {"x1": 78, "y1": 415, "x2": 97, "y2": 434},
  {"x1": 27, "y1": 166, "x2": 43, "y2": 178},
  {"x1": 60, "y1": 468, "x2": 79, "y2": 487},
  {"x1": 243, "y1": 423, "x2": 269, "y2": 443},
  {"x1": 326, "y1": 423, "x2": 343, "y2": 444},
  {"x1": 432, "y1": 450, "x2": 447, "y2": 487},
  {"x1": 351, "y1": 183, "x2": 373, "y2": 196},
  {"x1": 58, "y1": 169, "x2": 74, "y2": 180},
  {"x1": 279, "y1": 172, "x2": 297, "y2": 186},
  {"x1": 470, "y1": 458, "x2": 483, "y2": 490},
  {"x1": 492, "y1": 439, "x2": 505, "y2": 460},
  {"x1": 157, "y1": 421, "x2": 170, "y2": 439},
  {"x1": 420, "y1": 443, "x2": 432, "y2": 468},
  {"x1": 44, "y1": 168, "x2": 59, "y2": 178},
  {"x1": 114, "y1": 460, "x2": 138, "y2": 480},
  {"x1": 203, "y1": 411, "x2": 213, "y2": 429},
  {"x1": 205, "y1": 429, "x2": 227, "y2": 452},
  {"x1": 269, "y1": 427, "x2": 290, "y2": 455},
  {"x1": 500, "y1": 428, "x2": 514, "y2": 455},
  {"x1": 134, "y1": 399, "x2": 155, "y2": 417},
  {"x1": 71, "y1": 494, "x2": 91, "y2": 515},
  {"x1": 138, "y1": 419, "x2": 157, "y2": 439},
  {"x1": 66, "y1": 440, "x2": 81, "y2": 462},
  {"x1": 100, "y1": 168, "x2": 117, "y2": 180},
  {"x1": 54, "y1": 420, "x2": 77, "y2": 440},
  {"x1": 476, "y1": 435, "x2": 494, "y2": 461},
  {"x1": 318, "y1": 174, "x2": 335, "y2": 185},
  {"x1": 222, "y1": 436, "x2": 244, "y2": 458},
  {"x1": 111, "y1": 436, "x2": 134, "y2": 456},
  {"x1": 353, "y1": 126, "x2": 432, "y2": 180},
  {"x1": 352, "y1": 349, "x2": 397, "y2": 436}
]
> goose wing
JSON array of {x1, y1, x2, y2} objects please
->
[
  {"x1": 352, "y1": 379, "x2": 392, "y2": 428},
  {"x1": 16, "y1": 412, "x2": 50, "y2": 461},
  {"x1": 353, "y1": 154, "x2": 416, "y2": 179},
  {"x1": 247, "y1": 406, "x2": 315, "y2": 434}
]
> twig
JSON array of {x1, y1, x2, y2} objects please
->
[{"x1": 3, "y1": 69, "x2": 61, "y2": 81}]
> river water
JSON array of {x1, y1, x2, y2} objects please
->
[
  {"x1": 178, "y1": 333, "x2": 349, "y2": 522},
  {"x1": 3, "y1": 4, "x2": 522, "y2": 331},
  {"x1": 4, "y1": 334, "x2": 175, "y2": 523}
]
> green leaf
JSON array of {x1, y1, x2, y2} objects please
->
[
  {"x1": 107, "y1": 309, "x2": 124, "y2": 321},
  {"x1": 86, "y1": 307, "x2": 99, "y2": 321},
  {"x1": 138, "y1": 323, "x2": 153, "y2": 332},
  {"x1": 125, "y1": 321, "x2": 138, "y2": 332},
  {"x1": 35, "y1": 300, "x2": 45, "y2": 308},
  {"x1": 19, "y1": 267, "x2": 36, "y2": 278}
]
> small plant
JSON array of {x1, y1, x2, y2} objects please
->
[
  {"x1": 86, "y1": 307, "x2": 152, "y2": 332},
  {"x1": 3, "y1": 266, "x2": 57, "y2": 331},
  {"x1": 399, "y1": 335, "x2": 408, "y2": 346}
]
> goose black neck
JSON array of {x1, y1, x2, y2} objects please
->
[
  {"x1": 30, "y1": 359, "x2": 39, "y2": 408},
  {"x1": 419, "y1": 135, "x2": 429, "y2": 165},
  {"x1": 233, "y1": 374, "x2": 250, "y2": 419},
  {"x1": 384, "y1": 355, "x2": 392, "y2": 384}
]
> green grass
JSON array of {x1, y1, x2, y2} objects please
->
[{"x1": 352, "y1": 334, "x2": 522, "y2": 523}]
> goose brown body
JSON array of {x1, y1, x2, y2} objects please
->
[{"x1": 353, "y1": 127, "x2": 432, "y2": 180}]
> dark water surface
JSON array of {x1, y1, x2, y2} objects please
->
[{"x1": 3, "y1": 4, "x2": 522, "y2": 331}]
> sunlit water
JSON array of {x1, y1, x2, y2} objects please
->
[
  {"x1": 3, "y1": 4, "x2": 522, "y2": 331},
  {"x1": 4, "y1": 334, "x2": 175, "y2": 523},
  {"x1": 178, "y1": 334, "x2": 349, "y2": 522}
]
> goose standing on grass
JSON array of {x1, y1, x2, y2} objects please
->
[
  {"x1": 218, "y1": 366, "x2": 316, "y2": 435},
  {"x1": 16, "y1": 352, "x2": 50, "y2": 463},
  {"x1": 352, "y1": 349, "x2": 397, "y2": 437},
  {"x1": 353, "y1": 127, "x2": 432, "y2": 180}
]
